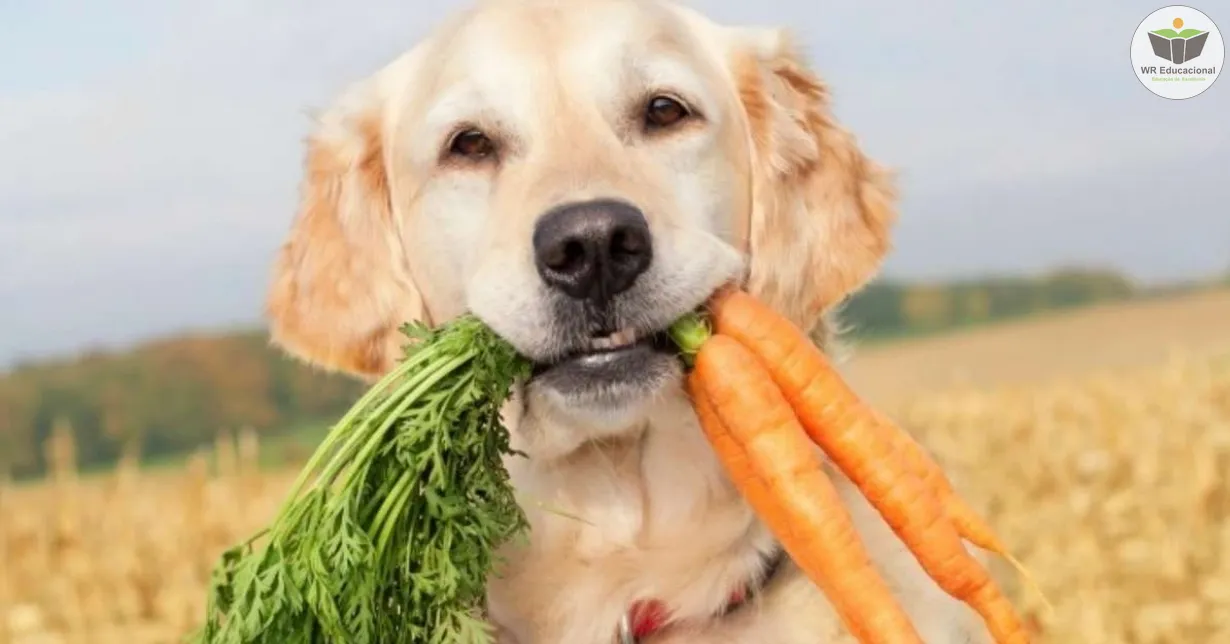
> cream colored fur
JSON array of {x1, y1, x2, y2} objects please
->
[{"x1": 264, "y1": 0, "x2": 992, "y2": 641}]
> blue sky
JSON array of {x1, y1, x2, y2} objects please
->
[{"x1": 1, "y1": 0, "x2": 1227, "y2": 366}]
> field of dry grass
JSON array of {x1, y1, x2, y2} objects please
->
[
  {"x1": 1, "y1": 430, "x2": 296, "y2": 644},
  {"x1": 3, "y1": 289, "x2": 1229, "y2": 644},
  {"x1": 842, "y1": 288, "x2": 1230, "y2": 405}
]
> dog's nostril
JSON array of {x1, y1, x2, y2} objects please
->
[
  {"x1": 611, "y1": 229, "x2": 644, "y2": 258},
  {"x1": 565, "y1": 241, "x2": 586, "y2": 265},
  {"x1": 543, "y1": 240, "x2": 585, "y2": 271}
]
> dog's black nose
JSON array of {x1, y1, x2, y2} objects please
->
[{"x1": 533, "y1": 199, "x2": 653, "y2": 303}]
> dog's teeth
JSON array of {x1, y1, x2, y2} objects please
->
[{"x1": 588, "y1": 329, "x2": 637, "y2": 352}]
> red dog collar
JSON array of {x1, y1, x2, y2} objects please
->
[{"x1": 616, "y1": 548, "x2": 783, "y2": 643}]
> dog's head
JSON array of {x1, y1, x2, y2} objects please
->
[{"x1": 266, "y1": 0, "x2": 895, "y2": 435}]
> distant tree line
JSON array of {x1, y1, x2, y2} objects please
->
[
  {"x1": 0, "y1": 332, "x2": 363, "y2": 478},
  {"x1": 0, "y1": 267, "x2": 1210, "y2": 478},
  {"x1": 839, "y1": 268, "x2": 1137, "y2": 339}
]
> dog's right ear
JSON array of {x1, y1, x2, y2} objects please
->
[{"x1": 265, "y1": 77, "x2": 426, "y2": 381}]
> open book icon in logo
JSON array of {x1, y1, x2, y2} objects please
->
[{"x1": 1149, "y1": 18, "x2": 1209, "y2": 64}]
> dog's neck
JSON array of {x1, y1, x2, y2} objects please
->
[
  {"x1": 489, "y1": 383, "x2": 777, "y2": 641},
  {"x1": 503, "y1": 384, "x2": 750, "y2": 544}
]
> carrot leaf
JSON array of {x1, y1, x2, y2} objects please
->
[{"x1": 194, "y1": 314, "x2": 532, "y2": 644}]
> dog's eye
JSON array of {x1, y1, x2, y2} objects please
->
[
  {"x1": 644, "y1": 96, "x2": 690, "y2": 130},
  {"x1": 448, "y1": 129, "x2": 496, "y2": 160}
]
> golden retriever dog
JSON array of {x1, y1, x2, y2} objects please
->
[{"x1": 265, "y1": 0, "x2": 993, "y2": 641}]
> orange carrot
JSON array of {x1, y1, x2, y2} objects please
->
[
  {"x1": 689, "y1": 335, "x2": 923, "y2": 644},
  {"x1": 699, "y1": 287, "x2": 1030, "y2": 643},
  {"x1": 884, "y1": 413, "x2": 1051, "y2": 616}
]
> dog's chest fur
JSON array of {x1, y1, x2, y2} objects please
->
[{"x1": 485, "y1": 386, "x2": 779, "y2": 642}]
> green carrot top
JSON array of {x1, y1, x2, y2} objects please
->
[{"x1": 197, "y1": 316, "x2": 531, "y2": 644}]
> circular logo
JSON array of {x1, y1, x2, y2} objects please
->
[{"x1": 1131, "y1": 5, "x2": 1223, "y2": 99}]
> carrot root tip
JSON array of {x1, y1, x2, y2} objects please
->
[{"x1": 1003, "y1": 552, "x2": 1053, "y2": 618}]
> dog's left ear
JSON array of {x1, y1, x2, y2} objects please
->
[{"x1": 731, "y1": 28, "x2": 897, "y2": 333}]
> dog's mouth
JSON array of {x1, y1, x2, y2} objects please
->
[
  {"x1": 530, "y1": 326, "x2": 676, "y2": 379},
  {"x1": 524, "y1": 297, "x2": 714, "y2": 404},
  {"x1": 525, "y1": 318, "x2": 685, "y2": 405}
]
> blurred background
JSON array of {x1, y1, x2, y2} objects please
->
[{"x1": 1, "y1": 1, "x2": 1227, "y2": 643}]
